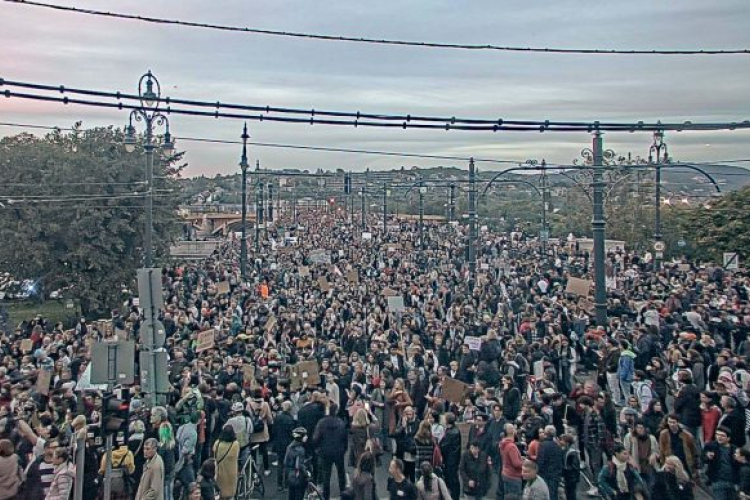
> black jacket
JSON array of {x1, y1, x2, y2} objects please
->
[
  {"x1": 719, "y1": 408, "x2": 746, "y2": 448},
  {"x1": 536, "y1": 437, "x2": 564, "y2": 479},
  {"x1": 440, "y1": 425, "x2": 462, "y2": 469},
  {"x1": 703, "y1": 441, "x2": 739, "y2": 484},
  {"x1": 312, "y1": 415, "x2": 348, "y2": 459},
  {"x1": 459, "y1": 450, "x2": 490, "y2": 496},
  {"x1": 673, "y1": 384, "x2": 702, "y2": 428},
  {"x1": 297, "y1": 401, "x2": 325, "y2": 439},
  {"x1": 272, "y1": 411, "x2": 296, "y2": 456}
]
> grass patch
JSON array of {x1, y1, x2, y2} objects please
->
[{"x1": 1, "y1": 300, "x2": 81, "y2": 330}]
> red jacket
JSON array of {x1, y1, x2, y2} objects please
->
[
  {"x1": 701, "y1": 405, "x2": 722, "y2": 443},
  {"x1": 500, "y1": 437, "x2": 523, "y2": 480}
]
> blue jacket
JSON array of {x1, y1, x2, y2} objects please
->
[{"x1": 618, "y1": 350, "x2": 636, "y2": 382}]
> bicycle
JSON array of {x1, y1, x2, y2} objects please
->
[
  {"x1": 236, "y1": 445, "x2": 265, "y2": 499},
  {"x1": 303, "y1": 469, "x2": 324, "y2": 500}
]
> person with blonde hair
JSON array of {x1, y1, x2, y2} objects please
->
[
  {"x1": 652, "y1": 455, "x2": 694, "y2": 499},
  {"x1": 350, "y1": 408, "x2": 372, "y2": 467}
]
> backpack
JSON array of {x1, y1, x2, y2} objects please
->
[
  {"x1": 109, "y1": 454, "x2": 134, "y2": 495},
  {"x1": 250, "y1": 409, "x2": 265, "y2": 435}
]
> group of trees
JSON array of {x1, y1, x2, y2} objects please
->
[{"x1": 0, "y1": 124, "x2": 184, "y2": 315}]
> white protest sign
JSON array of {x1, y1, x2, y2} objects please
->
[{"x1": 464, "y1": 336, "x2": 482, "y2": 351}]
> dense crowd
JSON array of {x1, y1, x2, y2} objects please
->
[{"x1": 2, "y1": 211, "x2": 750, "y2": 500}]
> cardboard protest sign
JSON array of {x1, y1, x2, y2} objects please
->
[
  {"x1": 579, "y1": 298, "x2": 595, "y2": 314},
  {"x1": 443, "y1": 377, "x2": 471, "y2": 404},
  {"x1": 381, "y1": 287, "x2": 399, "y2": 297},
  {"x1": 463, "y1": 336, "x2": 482, "y2": 351},
  {"x1": 36, "y1": 368, "x2": 52, "y2": 395},
  {"x1": 317, "y1": 276, "x2": 331, "y2": 292},
  {"x1": 216, "y1": 281, "x2": 231, "y2": 296},
  {"x1": 347, "y1": 270, "x2": 359, "y2": 285},
  {"x1": 299, "y1": 266, "x2": 310, "y2": 277},
  {"x1": 195, "y1": 331, "x2": 216, "y2": 353},
  {"x1": 290, "y1": 360, "x2": 321, "y2": 391},
  {"x1": 21, "y1": 339, "x2": 33, "y2": 353},
  {"x1": 566, "y1": 277, "x2": 592, "y2": 297}
]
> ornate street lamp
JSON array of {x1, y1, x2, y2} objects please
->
[{"x1": 122, "y1": 70, "x2": 175, "y2": 268}]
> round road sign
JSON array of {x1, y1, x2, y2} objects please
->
[{"x1": 654, "y1": 241, "x2": 666, "y2": 252}]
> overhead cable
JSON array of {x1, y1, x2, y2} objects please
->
[
  {"x1": 2, "y1": 80, "x2": 750, "y2": 132},
  {"x1": 4, "y1": 0, "x2": 749, "y2": 56}
]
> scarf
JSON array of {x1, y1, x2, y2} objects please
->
[{"x1": 612, "y1": 456, "x2": 629, "y2": 493}]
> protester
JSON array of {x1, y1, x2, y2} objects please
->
[{"x1": 5, "y1": 215, "x2": 750, "y2": 500}]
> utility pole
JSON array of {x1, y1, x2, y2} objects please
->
[
  {"x1": 361, "y1": 186, "x2": 366, "y2": 228},
  {"x1": 449, "y1": 183, "x2": 456, "y2": 223},
  {"x1": 591, "y1": 132, "x2": 608, "y2": 327},
  {"x1": 383, "y1": 183, "x2": 388, "y2": 232},
  {"x1": 254, "y1": 163, "x2": 263, "y2": 253},
  {"x1": 540, "y1": 160, "x2": 549, "y2": 255},
  {"x1": 468, "y1": 159, "x2": 477, "y2": 292},
  {"x1": 267, "y1": 181, "x2": 274, "y2": 224},
  {"x1": 418, "y1": 181, "x2": 425, "y2": 251},
  {"x1": 239, "y1": 124, "x2": 249, "y2": 281}
]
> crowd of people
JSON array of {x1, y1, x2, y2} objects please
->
[{"x1": 1, "y1": 210, "x2": 750, "y2": 500}]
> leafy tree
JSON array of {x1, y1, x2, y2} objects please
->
[
  {"x1": 0, "y1": 124, "x2": 184, "y2": 316},
  {"x1": 661, "y1": 186, "x2": 750, "y2": 262}
]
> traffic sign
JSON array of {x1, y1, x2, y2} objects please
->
[
  {"x1": 653, "y1": 241, "x2": 666, "y2": 252},
  {"x1": 677, "y1": 239, "x2": 686, "y2": 247}
]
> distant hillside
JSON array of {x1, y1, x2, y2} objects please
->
[{"x1": 178, "y1": 164, "x2": 750, "y2": 204}]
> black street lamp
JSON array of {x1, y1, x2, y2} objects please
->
[
  {"x1": 123, "y1": 70, "x2": 175, "y2": 268},
  {"x1": 239, "y1": 124, "x2": 249, "y2": 281},
  {"x1": 649, "y1": 129, "x2": 669, "y2": 270},
  {"x1": 468, "y1": 158, "x2": 477, "y2": 292}
]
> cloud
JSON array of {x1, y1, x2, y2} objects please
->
[{"x1": 0, "y1": 0, "x2": 748, "y2": 177}]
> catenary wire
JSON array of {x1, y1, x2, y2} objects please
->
[
  {"x1": 2, "y1": 121, "x2": 749, "y2": 174},
  {"x1": 4, "y1": 0, "x2": 749, "y2": 56},
  {"x1": 3, "y1": 79, "x2": 750, "y2": 132}
]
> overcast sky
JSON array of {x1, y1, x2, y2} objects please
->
[{"x1": 1, "y1": 0, "x2": 749, "y2": 177}]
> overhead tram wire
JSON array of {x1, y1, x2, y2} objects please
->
[
  {"x1": 2, "y1": 120, "x2": 749, "y2": 172},
  {"x1": 3, "y1": 79, "x2": 750, "y2": 132},
  {"x1": 4, "y1": 0, "x2": 749, "y2": 56},
  {"x1": 0, "y1": 120, "x2": 522, "y2": 165}
]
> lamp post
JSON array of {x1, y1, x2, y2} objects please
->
[
  {"x1": 649, "y1": 129, "x2": 669, "y2": 271},
  {"x1": 239, "y1": 124, "x2": 249, "y2": 281},
  {"x1": 591, "y1": 133, "x2": 608, "y2": 327},
  {"x1": 123, "y1": 70, "x2": 175, "y2": 268},
  {"x1": 468, "y1": 158, "x2": 477, "y2": 292},
  {"x1": 360, "y1": 186, "x2": 366, "y2": 228},
  {"x1": 540, "y1": 160, "x2": 549, "y2": 255},
  {"x1": 255, "y1": 162, "x2": 264, "y2": 253},
  {"x1": 448, "y1": 183, "x2": 456, "y2": 223},
  {"x1": 382, "y1": 184, "x2": 388, "y2": 232},
  {"x1": 267, "y1": 181, "x2": 274, "y2": 223},
  {"x1": 418, "y1": 181, "x2": 426, "y2": 251}
]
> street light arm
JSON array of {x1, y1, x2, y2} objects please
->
[
  {"x1": 664, "y1": 163, "x2": 722, "y2": 193},
  {"x1": 480, "y1": 179, "x2": 542, "y2": 198}
]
